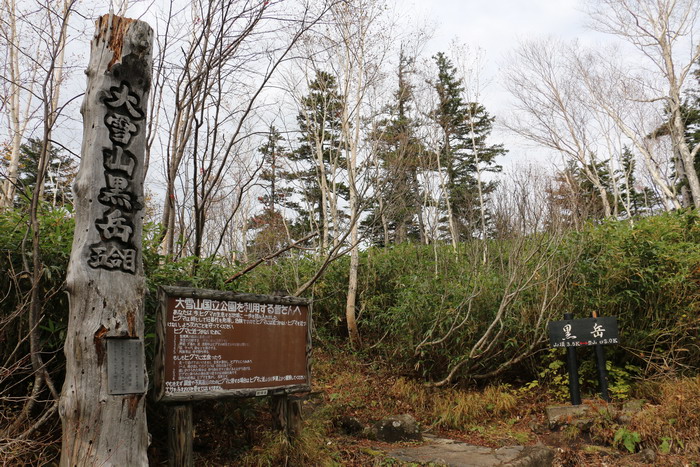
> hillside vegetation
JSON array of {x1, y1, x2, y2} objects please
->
[
  {"x1": 2, "y1": 208, "x2": 700, "y2": 464},
  {"x1": 2, "y1": 211, "x2": 699, "y2": 386}
]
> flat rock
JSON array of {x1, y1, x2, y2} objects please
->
[
  {"x1": 633, "y1": 448, "x2": 656, "y2": 464},
  {"x1": 546, "y1": 401, "x2": 643, "y2": 429},
  {"x1": 373, "y1": 414, "x2": 422, "y2": 442},
  {"x1": 545, "y1": 404, "x2": 593, "y2": 428},
  {"x1": 621, "y1": 399, "x2": 644, "y2": 413},
  {"x1": 388, "y1": 436, "x2": 554, "y2": 467}
]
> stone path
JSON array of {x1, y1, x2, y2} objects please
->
[{"x1": 387, "y1": 435, "x2": 554, "y2": 467}]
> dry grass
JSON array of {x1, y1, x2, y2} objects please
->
[
  {"x1": 0, "y1": 419, "x2": 61, "y2": 466},
  {"x1": 629, "y1": 376, "x2": 700, "y2": 454},
  {"x1": 317, "y1": 350, "x2": 523, "y2": 433},
  {"x1": 583, "y1": 376, "x2": 700, "y2": 457},
  {"x1": 391, "y1": 378, "x2": 518, "y2": 430},
  {"x1": 238, "y1": 416, "x2": 338, "y2": 467},
  {"x1": 431, "y1": 386, "x2": 518, "y2": 431}
]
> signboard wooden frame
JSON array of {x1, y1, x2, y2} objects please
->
[{"x1": 154, "y1": 286, "x2": 311, "y2": 402}]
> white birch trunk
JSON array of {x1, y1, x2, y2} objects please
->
[
  {"x1": 315, "y1": 136, "x2": 330, "y2": 250},
  {"x1": 342, "y1": 45, "x2": 362, "y2": 349},
  {"x1": 436, "y1": 149, "x2": 458, "y2": 251},
  {"x1": 60, "y1": 15, "x2": 153, "y2": 467},
  {"x1": 0, "y1": 0, "x2": 35, "y2": 209}
]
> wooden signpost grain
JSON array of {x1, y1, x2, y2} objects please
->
[{"x1": 60, "y1": 14, "x2": 153, "y2": 466}]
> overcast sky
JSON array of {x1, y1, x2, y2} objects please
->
[
  {"x1": 70, "y1": 0, "x2": 613, "y2": 172},
  {"x1": 407, "y1": 0, "x2": 604, "y2": 170},
  {"x1": 413, "y1": 0, "x2": 586, "y2": 53}
]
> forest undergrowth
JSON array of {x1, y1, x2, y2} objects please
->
[
  {"x1": 2, "y1": 209, "x2": 700, "y2": 465},
  {"x1": 143, "y1": 347, "x2": 700, "y2": 466}
]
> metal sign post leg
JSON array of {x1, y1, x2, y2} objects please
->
[
  {"x1": 564, "y1": 313, "x2": 581, "y2": 405},
  {"x1": 595, "y1": 344, "x2": 610, "y2": 402}
]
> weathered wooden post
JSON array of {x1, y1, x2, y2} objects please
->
[
  {"x1": 59, "y1": 14, "x2": 153, "y2": 466},
  {"x1": 271, "y1": 394, "x2": 303, "y2": 440},
  {"x1": 167, "y1": 405, "x2": 193, "y2": 466}
]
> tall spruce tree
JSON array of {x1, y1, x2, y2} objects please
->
[
  {"x1": 248, "y1": 126, "x2": 293, "y2": 257},
  {"x1": 430, "y1": 52, "x2": 504, "y2": 240},
  {"x1": 459, "y1": 101, "x2": 505, "y2": 236},
  {"x1": 257, "y1": 125, "x2": 292, "y2": 215},
  {"x1": 364, "y1": 51, "x2": 426, "y2": 245},
  {"x1": 288, "y1": 70, "x2": 347, "y2": 245},
  {"x1": 617, "y1": 146, "x2": 657, "y2": 217}
]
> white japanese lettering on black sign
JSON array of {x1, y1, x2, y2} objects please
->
[{"x1": 548, "y1": 316, "x2": 619, "y2": 348}]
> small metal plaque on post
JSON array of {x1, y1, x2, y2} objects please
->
[{"x1": 107, "y1": 338, "x2": 146, "y2": 395}]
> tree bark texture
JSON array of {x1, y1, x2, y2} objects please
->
[{"x1": 60, "y1": 14, "x2": 152, "y2": 467}]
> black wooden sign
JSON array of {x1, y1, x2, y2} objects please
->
[{"x1": 548, "y1": 316, "x2": 619, "y2": 348}]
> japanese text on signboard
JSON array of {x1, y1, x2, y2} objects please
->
[
  {"x1": 156, "y1": 288, "x2": 311, "y2": 401},
  {"x1": 548, "y1": 316, "x2": 619, "y2": 348}
]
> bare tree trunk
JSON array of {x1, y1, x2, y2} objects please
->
[
  {"x1": 315, "y1": 137, "x2": 331, "y2": 249},
  {"x1": 411, "y1": 169, "x2": 427, "y2": 244},
  {"x1": 27, "y1": 0, "x2": 75, "y2": 422},
  {"x1": 436, "y1": 149, "x2": 458, "y2": 250},
  {"x1": 0, "y1": 0, "x2": 38, "y2": 209},
  {"x1": 1, "y1": 26, "x2": 23, "y2": 208},
  {"x1": 38, "y1": 0, "x2": 71, "y2": 204},
  {"x1": 343, "y1": 77, "x2": 362, "y2": 348},
  {"x1": 345, "y1": 219, "x2": 361, "y2": 347},
  {"x1": 673, "y1": 148, "x2": 693, "y2": 208},
  {"x1": 60, "y1": 15, "x2": 152, "y2": 466}
]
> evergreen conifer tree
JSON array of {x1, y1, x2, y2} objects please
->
[
  {"x1": 364, "y1": 51, "x2": 426, "y2": 245},
  {"x1": 288, "y1": 70, "x2": 348, "y2": 243},
  {"x1": 248, "y1": 126, "x2": 293, "y2": 257},
  {"x1": 430, "y1": 52, "x2": 504, "y2": 240},
  {"x1": 617, "y1": 146, "x2": 657, "y2": 217},
  {"x1": 257, "y1": 125, "x2": 292, "y2": 214},
  {"x1": 8, "y1": 138, "x2": 77, "y2": 207}
]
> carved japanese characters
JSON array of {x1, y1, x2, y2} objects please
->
[{"x1": 88, "y1": 81, "x2": 144, "y2": 274}]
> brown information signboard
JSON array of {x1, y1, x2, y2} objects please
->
[{"x1": 154, "y1": 286, "x2": 311, "y2": 402}]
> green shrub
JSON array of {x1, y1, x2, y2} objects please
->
[
  {"x1": 564, "y1": 211, "x2": 700, "y2": 376},
  {"x1": 0, "y1": 206, "x2": 74, "y2": 387}
]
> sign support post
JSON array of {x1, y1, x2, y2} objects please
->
[
  {"x1": 563, "y1": 313, "x2": 582, "y2": 405},
  {"x1": 167, "y1": 404, "x2": 193, "y2": 467},
  {"x1": 271, "y1": 395, "x2": 303, "y2": 440},
  {"x1": 592, "y1": 312, "x2": 610, "y2": 402}
]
